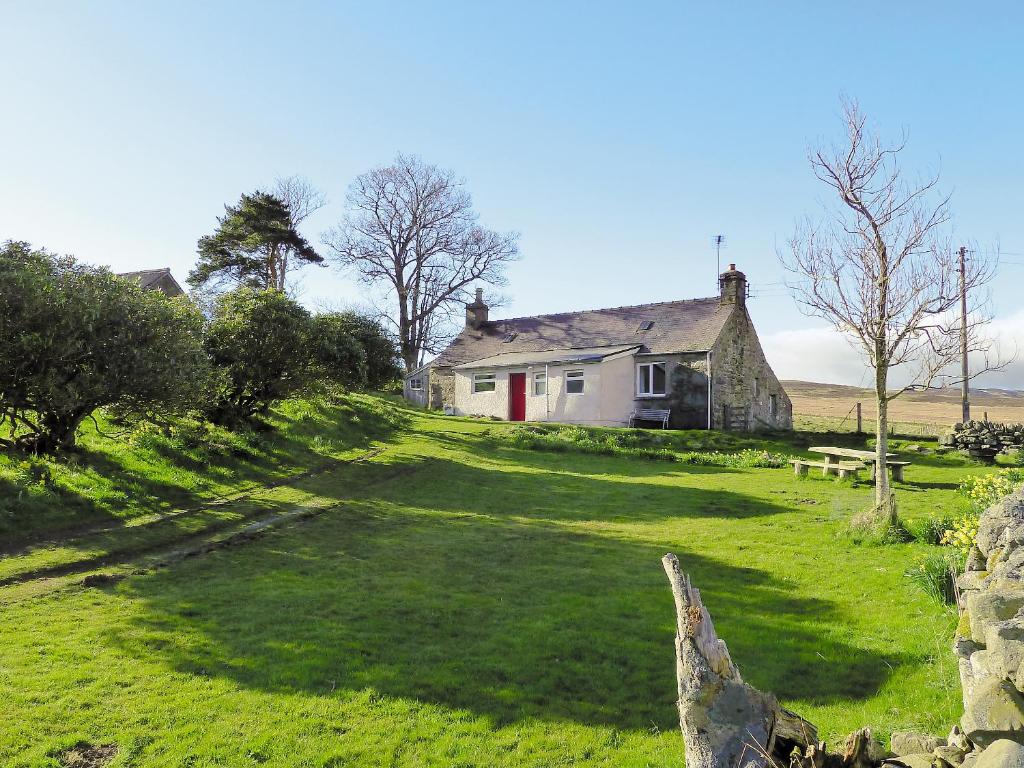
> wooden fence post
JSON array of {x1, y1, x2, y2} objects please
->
[{"x1": 856, "y1": 402, "x2": 862, "y2": 434}]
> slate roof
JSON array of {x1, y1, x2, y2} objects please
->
[
  {"x1": 433, "y1": 296, "x2": 733, "y2": 368},
  {"x1": 453, "y1": 344, "x2": 641, "y2": 370},
  {"x1": 116, "y1": 268, "x2": 185, "y2": 296}
]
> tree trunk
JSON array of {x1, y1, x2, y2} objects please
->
[
  {"x1": 660, "y1": 554, "x2": 817, "y2": 768},
  {"x1": 19, "y1": 410, "x2": 89, "y2": 454},
  {"x1": 874, "y1": 351, "x2": 891, "y2": 513}
]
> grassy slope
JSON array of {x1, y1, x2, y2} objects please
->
[
  {"x1": 0, "y1": 395, "x2": 404, "y2": 548},
  {"x1": 0, "y1": 397, "x2": 996, "y2": 767}
]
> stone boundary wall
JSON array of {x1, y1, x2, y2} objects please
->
[
  {"x1": 935, "y1": 489, "x2": 1024, "y2": 768},
  {"x1": 880, "y1": 491, "x2": 1024, "y2": 768}
]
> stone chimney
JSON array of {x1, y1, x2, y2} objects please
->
[
  {"x1": 466, "y1": 287, "x2": 489, "y2": 329},
  {"x1": 719, "y1": 264, "x2": 746, "y2": 307}
]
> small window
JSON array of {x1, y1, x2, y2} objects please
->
[
  {"x1": 565, "y1": 369, "x2": 584, "y2": 394},
  {"x1": 533, "y1": 372, "x2": 546, "y2": 396},
  {"x1": 636, "y1": 320, "x2": 654, "y2": 332},
  {"x1": 637, "y1": 362, "x2": 667, "y2": 397},
  {"x1": 769, "y1": 393, "x2": 778, "y2": 418},
  {"x1": 473, "y1": 373, "x2": 496, "y2": 393},
  {"x1": 501, "y1": 332, "x2": 517, "y2": 343},
  {"x1": 753, "y1": 378, "x2": 760, "y2": 397},
  {"x1": 409, "y1": 377, "x2": 423, "y2": 391}
]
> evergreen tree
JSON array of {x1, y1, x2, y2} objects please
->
[{"x1": 190, "y1": 191, "x2": 322, "y2": 292}]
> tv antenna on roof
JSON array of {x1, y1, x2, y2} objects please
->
[{"x1": 712, "y1": 234, "x2": 726, "y2": 284}]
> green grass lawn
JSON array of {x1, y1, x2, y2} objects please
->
[{"x1": 0, "y1": 396, "x2": 997, "y2": 767}]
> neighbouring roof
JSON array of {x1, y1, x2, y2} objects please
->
[
  {"x1": 116, "y1": 268, "x2": 185, "y2": 295},
  {"x1": 453, "y1": 344, "x2": 640, "y2": 370},
  {"x1": 434, "y1": 297, "x2": 733, "y2": 368}
]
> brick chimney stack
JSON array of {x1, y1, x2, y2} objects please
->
[
  {"x1": 466, "y1": 287, "x2": 489, "y2": 329},
  {"x1": 719, "y1": 264, "x2": 746, "y2": 307}
]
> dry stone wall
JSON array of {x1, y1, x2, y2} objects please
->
[
  {"x1": 888, "y1": 489, "x2": 1024, "y2": 768},
  {"x1": 953, "y1": 489, "x2": 1024, "y2": 765}
]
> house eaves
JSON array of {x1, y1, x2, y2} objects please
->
[{"x1": 453, "y1": 344, "x2": 641, "y2": 370}]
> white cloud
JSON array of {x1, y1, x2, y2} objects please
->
[
  {"x1": 761, "y1": 327, "x2": 874, "y2": 387},
  {"x1": 761, "y1": 311, "x2": 1024, "y2": 391}
]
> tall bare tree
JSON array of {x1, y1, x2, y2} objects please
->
[
  {"x1": 783, "y1": 100, "x2": 999, "y2": 517},
  {"x1": 274, "y1": 175, "x2": 327, "y2": 294},
  {"x1": 324, "y1": 154, "x2": 519, "y2": 371}
]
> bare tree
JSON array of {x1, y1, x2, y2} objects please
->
[
  {"x1": 324, "y1": 154, "x2": 519, "y2": 372},
  {"x1": 782, "y1": 100, "x2": 1000, "y2": 517},
  {"x1": 273, "y1": 175, "x2": 327, "y2": 293}
]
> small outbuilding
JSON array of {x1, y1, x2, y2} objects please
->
[{"x1": 406, "y1": 265, "x2": 792, "y2": 431}]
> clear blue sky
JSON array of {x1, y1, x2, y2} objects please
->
[{"x1": 3, "y1": 2, "x2": 1023, "y2": 386}]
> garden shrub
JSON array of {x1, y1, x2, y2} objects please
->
[
  {"x1": 203, "y1": 288, "x2": 315, "y2": 426},
  {"x1": 313, "y1": 311, "x2": 401, "y2": 390},
  {"x1": 0, "y1": 242, "x2": 210, "y2": 453}
]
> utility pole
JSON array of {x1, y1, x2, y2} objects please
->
[{"x1": 959, "y1": 245, "x2": 970, "y2": 424}]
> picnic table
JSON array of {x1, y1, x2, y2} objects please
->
[{"x1": 808, "y1": 446, "x2": 910, "y2": 482}]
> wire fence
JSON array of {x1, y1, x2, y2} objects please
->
[{"x1": 792, "y1": 408, "x2": 948, "y2": 439}]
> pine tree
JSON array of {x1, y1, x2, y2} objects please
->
[{"x1": 189, "y1": 191, "x2": 322, "y2": 292}]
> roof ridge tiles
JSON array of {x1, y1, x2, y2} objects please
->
[{"x1": 488, "y1": 295, "x2": 719, "y2": 325}]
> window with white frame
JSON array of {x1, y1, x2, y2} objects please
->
[
  {"x1": 533, "y1": 371, "x2": 546, "y2": 396},
  {"x1": 409, "y1": 377, "x2": 423, "y2": 391},
  {"x1": 472, "y1": 372, "x2": 496, "y2": 393},
  {"x1": 565, "y1": 369, "x2": 584, "y2": 394},
  {"x1": 636, "y1": 361, "x2": 667, "y2": 397}
]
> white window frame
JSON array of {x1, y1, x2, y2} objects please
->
[
  {"x1": 533, "y1": 371, "x2": 546, "y2": 396},
  {"x1": 409, "y1": 377, "x2": 423, "y2": 391},
  {"x1": 636, "y1": 361, "x2": 668, "y2": 397},
  {"x1": 565, "y1": 369, "x2": 585, "y2": 395},
  {"x1": 472, "y1": 372, "x2": 497, "y2": 393}
]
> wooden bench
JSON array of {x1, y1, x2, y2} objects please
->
[
  {"x1": 869, "y1": 460, "x2": 912, "y2": 482},
  {"x1": 629, "y1": 408, "x2": 670, "y2": 429},
  {"x1": 790, "y1": 459, "x2": 863, "y2": 480}
]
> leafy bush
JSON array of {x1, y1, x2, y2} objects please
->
[
  {"x1": 310, "y1": 313, "x2": 368, "y2": 391},
  {"x1": 316, "y1": 311, "x2": 401, "y2": 390},
  {"x1": 0, "y1": 242, "x2": 210, "y2": 453},
  {"x1": 905, "y1": 550, "x2": 961, "y2": 604},
  {"x1": 204, "y1": 288, "x2": 315, "y2": 426}
]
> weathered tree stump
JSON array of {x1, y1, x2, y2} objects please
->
[{"x1": 661, "y1": 553, "x2": 818, "y2": 768}]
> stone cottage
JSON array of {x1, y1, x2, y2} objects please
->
[{"x1": 404, "y1": 265, "x2": 792, "y2": 431}]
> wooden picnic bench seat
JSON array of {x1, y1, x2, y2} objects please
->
[
  {"x1": 790, "y1": 459, "x2": 863, "y2": 479},
  {"x1": 629, "y1": 408, "x2": 670, "y2": 429},
  {"x1": 869, "y1": 460, "x2": 912, "y2": 483}
]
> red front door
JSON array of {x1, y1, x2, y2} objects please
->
[{"x1": 509, "y1": 373, "x2": 527, "y2": 421}]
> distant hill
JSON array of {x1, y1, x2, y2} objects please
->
[{"x1": 782, "y1": 380, "x2": 1024, "y2": 431}]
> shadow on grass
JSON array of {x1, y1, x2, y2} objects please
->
[
  {"x1": 0, "y1": 394, "x2": 409, "y2": 550},
  {"x1": 114, "y1": 455, "x2": 907, "y2": 732}
]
